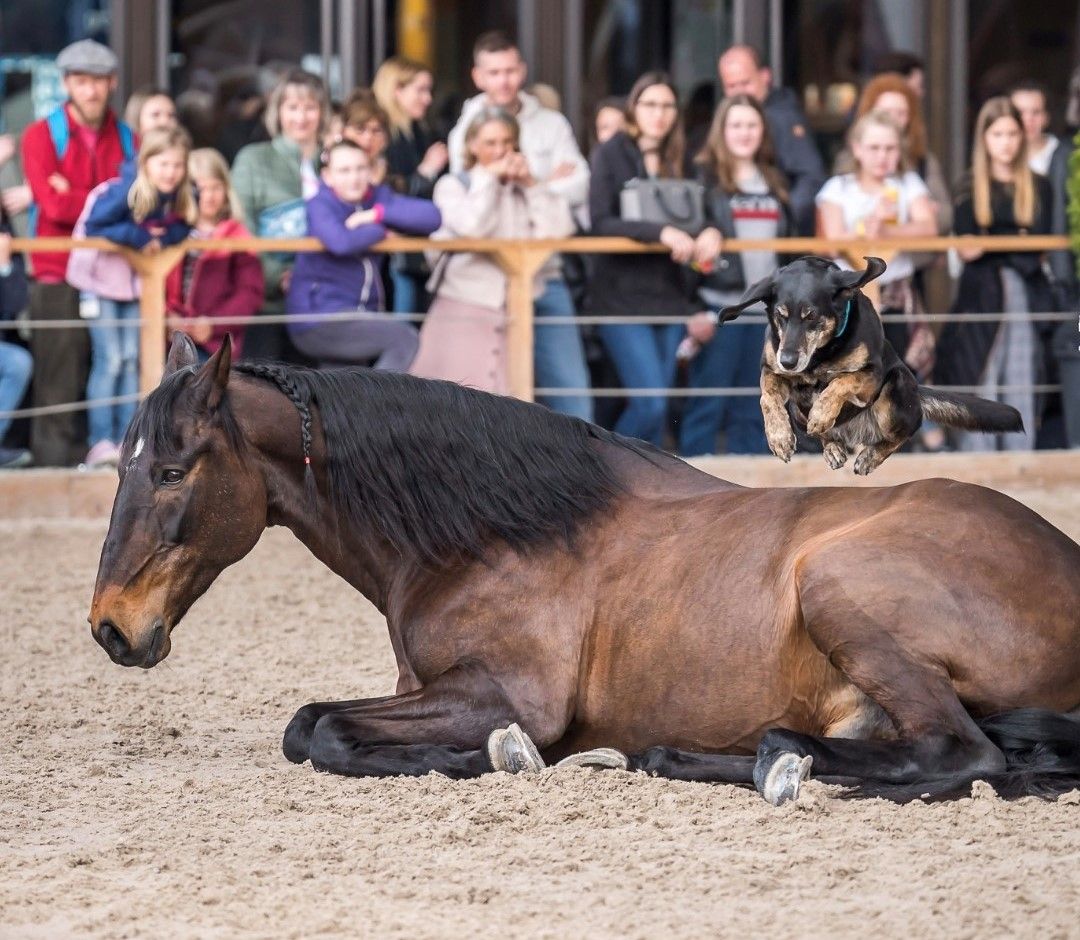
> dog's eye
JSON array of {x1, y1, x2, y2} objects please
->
[
  {"x1": 775, "y1": 306, "x2": 788, "y2": 320},
  {"x1": 802, "y1": 308, "x2": 815, "y2": 320}
]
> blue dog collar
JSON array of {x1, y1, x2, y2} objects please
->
[{"x1": 836, "y1": 298, "x2": 853, "y2": 339}]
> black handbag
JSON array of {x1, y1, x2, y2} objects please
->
[{"x1": 619, "y1": 178, "x2": 705, "y2": 234}]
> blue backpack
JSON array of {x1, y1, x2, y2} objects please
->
[{"x1": 27, "y1": 106, "x2": 136, "y2": 237}]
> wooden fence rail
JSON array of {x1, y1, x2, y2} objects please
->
[{"x1": 10, "y1": 234, "x2": 1072, "y2": 400}]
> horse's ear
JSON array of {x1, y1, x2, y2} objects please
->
[
  {"x1": 164, "y1": 331, "x2": 199, "y2": 377},
  {"x1": 189, "y1": 334, "x2": 232, "y2": 413},
  {"x1": 719, "y1": 272, "x2": 776, "y2": 323},
  {"x1": 831, "y1": 257, "x2": 887, "y2": 297}
]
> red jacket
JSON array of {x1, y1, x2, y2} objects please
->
[
  {"x1": 165, "y1": 217, "x2": 264, "y2": 357},
  {"x1": 22, "y1": 105, "x2": 131, "y2": 282}
]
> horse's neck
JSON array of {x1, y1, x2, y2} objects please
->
[{"x1": 234, "y1": 379, "x2": 401, "y2": 613}]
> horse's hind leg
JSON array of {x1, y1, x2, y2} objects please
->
[{"x1": 756, "y1": 579, "x2": 1006, "y2": 803}]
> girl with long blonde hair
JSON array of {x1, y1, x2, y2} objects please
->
[
  {"x1": 372, "y1": 56, "x2": 449, "y2": 314},
  {"x1": 165, "y1": 148, "x2": 264, "y2": 362},
  {"x1": 937, "y1": 96, "x2": 1052, "y2": 452},
  {"x1": 817, "y1": 110, "x2": 939, "y2": 381},
  {"x1": 75, "y1": 126, "x2": 194, "y2": 467}
]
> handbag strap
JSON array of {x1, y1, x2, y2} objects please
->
[{"x1": 653, "y1": 184, "x2": 697, "y2": 223}]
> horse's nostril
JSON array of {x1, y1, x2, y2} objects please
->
[{"x1": 97, "y1": 619, "x2": 130, "y2": 659}]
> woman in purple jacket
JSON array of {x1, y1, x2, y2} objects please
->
[{"x1": 286, "y1": 139, "x2": 441, "y2": 370}]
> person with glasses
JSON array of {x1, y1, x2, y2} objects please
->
[
  {"x1": 342, "y1": 91, "x2": 391, "y2": 186},
  {"x1": 588, "y1": 72, "x2": 721, "y2": 448}
]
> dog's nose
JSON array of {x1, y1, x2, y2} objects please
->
[{"x1": 779, "y1": 351, "x2": 800, "y2": 370}]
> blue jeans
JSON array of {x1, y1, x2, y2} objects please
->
[
  {"x1": 0, "y1": 341, "x2": 32, "y2": 441},
  {"x1": 679, "y1": 319, "x2": 768, "y2": 456},
  {"x1": 391, "y1": 266, "x2": 420, "y2": 316},
  {"x1": 87, "y1": 298, "x2": 139, "y2": 447},
  {"x1": 534, "y1": 278, "x2": 593, "y2": 422},
  {"x1": 597, "y1": 321, "x2": 683, "y2": 447}
]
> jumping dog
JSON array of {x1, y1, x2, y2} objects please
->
[{"x1": 718, "y1": 256, "x2": 1023, "y2": 475}]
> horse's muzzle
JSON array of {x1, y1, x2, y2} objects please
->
[{"x1": 92, "y1": 617, "x2": 171, "y2": 668}]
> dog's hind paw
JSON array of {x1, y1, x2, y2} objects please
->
[
  {"x1": 822, "y1": 442, "x2": 848, "y2": 470},
  {"x1": 853, "y1": 447, "x2": 884, "y2": 475}
]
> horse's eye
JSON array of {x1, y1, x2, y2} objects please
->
[{"x1": 161, "y1": 468, "x2": 186, "y2": 487}]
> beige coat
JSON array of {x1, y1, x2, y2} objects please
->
[
  {"x1": 425, "y1": 166, "x2": 574, "y2": 308},
  {"x1": 412, "y1": 167, "x2": 574, "y2": 395}
]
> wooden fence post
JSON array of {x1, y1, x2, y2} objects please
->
[
  {"x1": 493, "y1": 244, "x2": 553, "y2": 402},
  {"x1": 126, "y1": 247, "x2": 186, "y2": 394}
]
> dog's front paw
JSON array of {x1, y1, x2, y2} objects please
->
[
  {"x1": 822, "y1": 441, "x2": 848, "y2": 470},
  {"x1": 766, "y1": 424, "x2": 797, "y2": 462},
  {"x1": 805, "y1": 408, "x2": 836, "y2": 437}
]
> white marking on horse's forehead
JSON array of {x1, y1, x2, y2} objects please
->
[{"x1": 127, "y1": 437, "x2": 145, "y2": 470}]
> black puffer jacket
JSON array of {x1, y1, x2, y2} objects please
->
[{"x1": 587, "y1": 131, "x2": 697, "y2": 319}]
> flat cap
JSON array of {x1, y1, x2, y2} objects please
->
[{"x1": 56, "y1": 39, "x2": 119, "y2": 76}]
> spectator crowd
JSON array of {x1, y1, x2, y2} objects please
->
[{"x1": 1, "y1": 31, "x2": 1079, "y2": 470}]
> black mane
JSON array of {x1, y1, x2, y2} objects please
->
[{"x1": 133, "y1": 364, "x2": 652, "y2": 567}]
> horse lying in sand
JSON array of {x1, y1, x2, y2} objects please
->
[{"x1": 89, "y1": 334, "x2": 1080, "y2": 804}]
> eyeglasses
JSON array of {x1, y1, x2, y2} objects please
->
[
  {"x1": 636, "y1": 100, "x2": 678, "y2": 112},
  {"x1": 349, "y1": 122, "x2": 387, "y2": 137}
]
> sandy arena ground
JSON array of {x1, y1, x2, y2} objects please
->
[{"x1": 2, "y1": 483, "x2": 1079, "y2": 939}]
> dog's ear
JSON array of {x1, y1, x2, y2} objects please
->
[
  {"x1": 719, "y1": 272, "x2": 775, "y2": 322},
  {"x1": 830, "y1": 257, "x2": 887, "y2": 297}
]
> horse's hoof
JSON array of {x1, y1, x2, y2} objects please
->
[
  {"x1": 486, "y1": 722, "x2": 546, "y2": 774},
  {"x1": 282, "y1": 703, "x2": 323, "y2": 764},
  {"x1": 555, "y1": 747, "x2": 629, "y2": 771},
  {"x1": 756, "y1": 752, "x2": 812, "y2": 806}
]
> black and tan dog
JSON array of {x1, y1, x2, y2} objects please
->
[{"x1": 719, "y1": 256, "x2": 1023, "y2": 475}]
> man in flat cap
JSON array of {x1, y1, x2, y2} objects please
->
[{"x1": 20, "y1": 39, "x2": 135, "y2": 466}]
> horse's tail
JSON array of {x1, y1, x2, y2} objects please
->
[
  {"x1": 918, "y1": 387, "x2": 1024, "y2": 433},
  {"x1": 847, "y1": 709, "x2": 1080, "y2": 803}
]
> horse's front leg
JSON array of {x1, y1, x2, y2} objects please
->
[{"x1": 290, "y1": 661, "x2": 539, "y2": 779}]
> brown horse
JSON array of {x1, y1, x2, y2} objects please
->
[{"x1": 89, "y1": 334, "x2": 1080, "y2": 803}]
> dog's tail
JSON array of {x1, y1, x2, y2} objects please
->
[{"x1": 918, "y1": 387, "x2": 1024, "y2": 433}]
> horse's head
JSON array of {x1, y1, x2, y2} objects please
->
[{"x1": 89, "y1": 333, "x2": 268, "y2": 667}]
